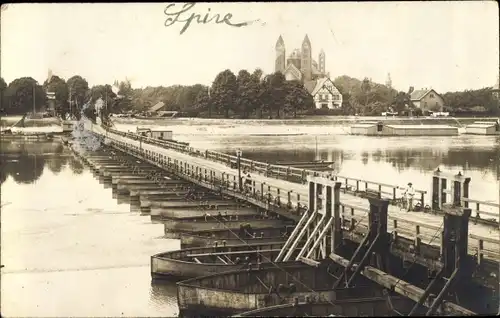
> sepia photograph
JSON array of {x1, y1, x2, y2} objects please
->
[{"x1": 1, "y1": 2, "x2": 499, "y2": 317}]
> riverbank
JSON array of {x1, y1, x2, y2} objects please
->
[
  {"x1": 112, "y1": 116, "x2": 497, "y2": 128},
  {"x1": 1, "y1": 116, "x2": 61, "y2": 128}
]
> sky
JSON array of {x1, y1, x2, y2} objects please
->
[{"x1": 1, "y1": 2, "x2": 499, "y2": 93}]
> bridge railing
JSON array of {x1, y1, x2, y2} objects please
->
[
  {"x1": 338, "y1": 201, "x2": 500, "y2": 264},
  {"x1": 463, "y1": 198, "x2": 499, "y2": 220},
  {"x1": 99, "y1": 128, "x2": 500, "y2": 265},
  {"x1": 101, "y1": 126, "x2": 428, "y2": 205}
]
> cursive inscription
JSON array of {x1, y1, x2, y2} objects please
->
[{"x1": 164, "y1": 3, "x2": 257, "y2": 35}]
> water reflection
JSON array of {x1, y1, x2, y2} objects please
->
[
  {"x1": 150, "y1": 281, "x2": 179, "y2": 317},
  {"x1": 229, "y1": 146, "x2": 499, "y2": 173},
  {"x1": 1, "y1": 140, "x2": 179, "y2": 317},
  {"x1": 0, "y1": 141, "x2": 88, "y2": 184},
  {"x1": 215, "y1": 137, "x2": 499, "y2": 204}
]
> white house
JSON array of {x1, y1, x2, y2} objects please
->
[{"x1": 309, "y1": 77, "x2": 343, "y2": 109}]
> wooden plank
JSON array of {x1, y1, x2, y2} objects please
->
[
  {"x1": 329, "y1": 253, "x2": 476, "y2": 316},
  {"x1": 187, "y1": 249, "x2": 282, "y2": 258},
  {"x1": 298, "y1": 257, "x2": 320, "y2": 267},
  {"x1": 362, "y1": 266, "x2": 476, "y2": 316}
]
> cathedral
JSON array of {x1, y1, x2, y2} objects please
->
[{"x1": 275, "y1": 35, "x2": 343, "y2": 109}]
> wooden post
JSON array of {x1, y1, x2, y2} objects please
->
[
  {"x1": 463, "y1": 177, "x2": 471, "y2": 208},
  {"x1": 432, "y1": 169, "x2": 441, "y2": 210},
  {"x1": 392, "y1": 219, "x2": 398, "y2": 241},
  {"x1": 332, "y1": 182, "x2": 342, "y2": 254},
  {"x1": 415, "y1": 225, "x2": 421, "y2": 254},
  {"x1": 309, "y1": 181, "x2": 315, "y2": 212},
  {"x1": 477, "y1": 239, "x2": 484, "y2": 265},
  {"x1": 441, "y1": 208, "x2": 471, "y2": 277}
]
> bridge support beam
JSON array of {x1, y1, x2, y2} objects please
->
[
  {"x1": 432, "y1": 169, "x2": 471, "y2": 210},
  {"x1": 424, "y1": 207, "x2": 472, "y2": 315},
  {"x1": 334, "y1": 196, "x2": 390, "y2": 289},
  {"x1": 275, "y1": 177, "x2": 342, "y2": 263}
]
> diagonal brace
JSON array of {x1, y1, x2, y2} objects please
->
[
  {"x1": 408, "y1": 268, "x2": 444, "y2": 316},
  {"x1": 346, "y1": 232, "x2": 381, "y2": 287},
  {"x1": 425, "y1": 267, "x2": 460, "y2": 316},
  {"x1": 333, "y1": 230, "x2": 372, "y2": 289}
]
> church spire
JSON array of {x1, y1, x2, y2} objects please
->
[
  {"x1": 275, "y1": 35, "x2": 286, "y2": 73},
  {"x1": 301, "y1": 34, "x2": 312, "y2": 81},
  {"x1": 385, "y1": 72, "x2": 392, "y2": 88},
  {"x1": 275, "y1": 35, "x2": 285, "y2": 49},
  {"x1": 319, "y1": 49, "x2": 326, "y2": 75}
]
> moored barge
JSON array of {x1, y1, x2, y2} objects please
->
[
  {"x1": 350, "y1": 121, "x2": 458, "y2": 136},
  {"x1": 464, "y1": 120, "x2": 500, "y2": 135},
  {"x1": 151, "y1": 242, "x2": 290, "y2": 280}
]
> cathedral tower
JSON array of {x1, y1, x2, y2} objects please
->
[
  {"x1": 300, "y1": 35, "x2": 312, "y2": 81},
  {"x1": 385, "y1": 73, "x2": 392, "y2": 88},
  {"x1": 319, "y1": 49, "x2": 326, "y2": 75},
  {"x1": 275, "y1": 35, "x2": 286, "y2": 74}
]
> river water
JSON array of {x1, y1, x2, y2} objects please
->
[{"x1": 1, "y1": 118, "x2": 499, "y2": 317}]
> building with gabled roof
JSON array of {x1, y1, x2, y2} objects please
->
[
  {"x1": 410, "y1": 88, "x2": 444, "y2": 112},
  {"x1": 149, "y1": 101, "x2": 165, "y2": 113},
  {"x1": 310, "y1": 77, "x2": 343, "y2": 109}
]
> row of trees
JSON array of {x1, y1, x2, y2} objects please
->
[
  {"x1": 1, "y1": 72, "x2": 498, "y2": 119},
  {"x1": 0, "y1": 75, "x2": 130, "y2": 120},
  {"x1": 203, "y1": 69, "x2": 314, "y2": 118},
  {"x1": 330, "y1": 76, "x2": 500, "y2": 116},
  {"x1": 126, "y1": 69, "x2": 314, "y2": 119},
  {"x1": 442, "y1": 88, "x2": 499, "y2": 115}
]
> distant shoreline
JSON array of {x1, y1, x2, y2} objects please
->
[
  {"x1": 110, "y1": 116, "x2": 497, "y2": 128},
  {"x1": 1, "y1": 115, "x2": 497, "y2": 128},
  {"x1": 0, "y1": 117, "x2": 61, "y2": 128}
]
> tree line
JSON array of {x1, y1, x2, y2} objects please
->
[
  {"x1": 332, "y1": 75, "x2": 499, "y2": 116},
  {"x1": 0, "y1": 75, "x2": 121, "y2": 120},
  {"x1": 126, "y1": 68, "x2": 314, "y2": 119},
  {"x1": 1, "y1": 72, "x2": 498, "y2": 120}
]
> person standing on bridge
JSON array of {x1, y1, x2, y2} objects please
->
[
  {"x1": 405, "y1": 182, "x2": 415, "y2": 212},
  {"x1": 244, "y1": 172, "x2": 252, "y2": 193}
]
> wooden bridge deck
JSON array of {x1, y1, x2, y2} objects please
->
[{"x1": 89, "y1": 124, "x2": 500, "y2": 262}]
